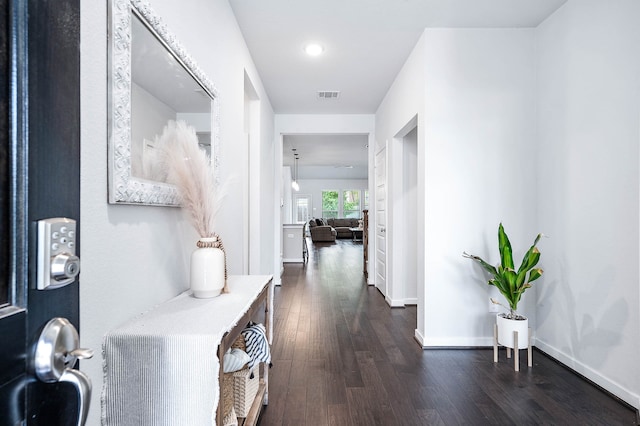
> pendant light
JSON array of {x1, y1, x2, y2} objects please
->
[{"x1": 291, "y1": 150, "x2": 300, "y2": 191}]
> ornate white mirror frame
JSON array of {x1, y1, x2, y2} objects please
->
[{"x1": 108, "y1": 0, "x2": 220, "y2": 206}]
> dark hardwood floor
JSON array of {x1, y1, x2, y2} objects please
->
[{"x1": 259, "y1": 238, "x2": 638, "y2": 425}]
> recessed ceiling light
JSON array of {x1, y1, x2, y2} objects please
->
[{"x1": 304, "y1": 43, "x2": 324, "y2": 56}]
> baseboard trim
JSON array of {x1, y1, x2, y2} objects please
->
[
  {"x1": 536, "y1": 340, "x2": 640, "y2": 411},
  {"x1": 412, "y1": 337, "x2": 640, "y2": 415},
  {"x1": 384, "y1": 296, "x2": 405, "y2": 308},
  {"x1": 282, "y1": 258, "x2": 303, "y2": 263},
  {"x1": 414, "y1": 329, "x2": 426, "y2": 347},
  {"x1": 383, "y1": 296, "x2": 417, "y2": 307},
  {"x1": 421, "y1": 336, "x2": 496, "y2": 347}
]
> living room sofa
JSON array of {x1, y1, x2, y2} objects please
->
[
  {"x1": 308, "y1": 219, "x2": 337, "y2": 242},
  {"x1": 308, "y1": 218, "x2": 361, "y2": 242},
  {"x1": 326, "y1": 218, "x2": 360, "y2": 239}
]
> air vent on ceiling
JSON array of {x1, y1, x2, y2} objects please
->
[{"x1": 317, "y1": 91, "x2": 340, "y2": 100}]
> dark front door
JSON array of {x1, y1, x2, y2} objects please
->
[{"x1": 0, "y1": 0, "x2": 82, "y2": 425}]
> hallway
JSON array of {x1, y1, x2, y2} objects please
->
[{"x1": 259, "y1": 239, "x2": 637, "y2": 425}]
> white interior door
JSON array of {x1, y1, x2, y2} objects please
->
[
  {"x1": 375, "y1": 146, "x2": 387, "y2": 295},
  {"x1": 293, "y1": 193, "x2": 311, "y2": 224}
]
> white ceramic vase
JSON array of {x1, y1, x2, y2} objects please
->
[
  {"x1": 496, "y1": 313, "x2": 529, "y2": 349},
  {"x1": 190, "y1": 237, "x2": 225, "y2": 298}
]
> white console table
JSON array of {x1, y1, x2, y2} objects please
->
[{"x1": 102, "y1": 275, "x2": 273, "y2": 426}]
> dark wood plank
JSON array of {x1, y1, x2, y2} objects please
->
[
  {"x1": 281, "y1": 360, "x2": 307, "y2": 426},
  {"x1": 305, "y1": 359, "x2": 328, "y2": 425},
  {"x1": 327, "y1": 403, "x2": 350, "y2": 426},
  {"x1": 260, "y1": 359, "x2": 290, "y2": 424},
  {"x1": 345, "y1": 387, "x2": 382, "y2": 426},
  {"x1": 258, "y1": 238, "x2": 638, "y2": 426},
  {"x1": 354, "y1": 351, "x2": 397, "y2": 425}
]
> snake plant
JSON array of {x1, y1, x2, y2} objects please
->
[{"x1": 463, "y1": 223, "x2": 543, "y2": 319}]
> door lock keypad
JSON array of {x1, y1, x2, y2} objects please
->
[{"x1": 37, "y1": 218, "x2": 80, "y2": 290}]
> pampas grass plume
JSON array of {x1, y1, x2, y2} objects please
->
[{"x1": 158, "y1": 120, "x2": 223, "y2": 237}]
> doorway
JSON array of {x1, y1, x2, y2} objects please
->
[
  {"x1": 384, "y1": 116, "x2": 418, "y2": 307},
  {"x1": 273, "y1": 117, "x2": 375, "y2": 285},
  {"x1": 400, "y1": 127, "x2": 418, "y2": 305},
  {"x1": 293, "y1": 193, "x2": 312, "y2": 225},
  {"x1": 244, "y1": 71, "x2": 260, "y2": 274}
]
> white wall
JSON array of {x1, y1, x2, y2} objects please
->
[
  {"x1": 130, "y1": 83, "x2": 176, "y2": 178},
  {"x1": 376, "y1": 0, "x2": 640, "y2": 409},
  {"x1": 284, "y1": 169, "x2": 369, "y2": 226},
  {"x1": 535, "y1": 0, "x2": 640, "y2": 409},
  {"x1": 176, "y1": 112, "x2": 212, "y2": 133},
  {"x1": 80, "y1": 0, "x2": 275, "y2": 424},
  {"x1": 376, "y1": 33, "x2": 427, "y2": 320},
  {"x1": 422, "y1": 28, "x2": 537, "y2": 346},
  {"x1": 282, "y1": 166, "x2": 293, "y2": 223},
  {"x1": 296, "y1": 178, "x2": 368, "y2": 220},
  {"x1": 377, "y1": 29, "x2": 537, "y2": 344},
  {"x1": 243, "y1": 74, "x2": 276, "y2": 276},
  {"x1": 298, "y1": 165, "x2": 368, "y2": 180},
  {"x1": 401, "y1": 127, "x2": 418, "y2": 304}
]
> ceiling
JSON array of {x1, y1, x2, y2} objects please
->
[
  {"x1": 283, "y1": 134, "x2": 369, "y2": 179},
  {"x1": 229, "y1": 0, "x2": 567, "y2": 115},
  {"x1": 229, "y1": 0, "x2": 567, "y2": 174}
]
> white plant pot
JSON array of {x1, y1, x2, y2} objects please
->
[
  {"x1": 190, "y1": 237, "x2": 225, "y2": 298},
  {"x1": 496, "y1": 313, "x2": 529, "y2": 349}
]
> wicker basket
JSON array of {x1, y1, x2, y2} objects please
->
[
  {"x1": 231, "y1": 334, "x2": 246, "y2": 352},
  {"x1": 222, "y1": 405, "x2": 238, "y2": 426},
  {"x1": 222, "y1": 372, "x2": 235, "y2": 420},
  {"x1": 232, "y1": 366, "x2": 259, "y2": 417}
]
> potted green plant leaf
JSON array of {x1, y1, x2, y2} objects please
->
[{"x1": 463, "y1": 223, "x2": 543, "y2": 349}]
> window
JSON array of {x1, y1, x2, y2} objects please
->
[
  {"x1": 322, "y1": 190, "x2": 338, "y2": 218},
  {"x1": 321, "y1": 189, "x2": 367, "y2": 218},
  {"x1": 343, "y1": 190, "x2": 360, "y2": 218}
]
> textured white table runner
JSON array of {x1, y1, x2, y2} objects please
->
[{"x1": 101, "y1": 275, "x2": 272, "y2": 426}]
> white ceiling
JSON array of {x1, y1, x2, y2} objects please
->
[
  {"x1": 229, "y1": 0, "x2": 567, "y2": 114},
  {"x1": 230, "y1": 0, "x2": 566, "y2": 174},
  {"x1": 129, "y1": 1, "x2": 569, "y2": 172},
  {"x1": 283, "y1": 134, "x2": 368, "y2": 166},
  {"x1": 283, "y1": 134, "x2": 369, "y2": 181}
]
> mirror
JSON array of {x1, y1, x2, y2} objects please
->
[{"x1": 108, "y1": 0, "x2": 219, "y2": 205}]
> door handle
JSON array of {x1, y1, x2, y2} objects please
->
[{"x1": 32, "y1": 317, "x2": 93, "y2": 426}]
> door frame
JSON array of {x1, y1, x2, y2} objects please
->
[
  {"x1": 293, "y1": 192, "x2": 312, "y2": 224},
  {"x1": 0, "y1": 0, "x2": 29, "y2": 419},
  {"x1": 0, "y1": 0, "x2": 82, "y2": 423},
  {"x1": 387, "y1": 116, "x2": 419, "y2": 307},
  {"x1": 374, "y1": 143, "x2": 388, "y2": 297},
  {"x1": 272, "y1": 117, "x2": 376, "y2": 286}
]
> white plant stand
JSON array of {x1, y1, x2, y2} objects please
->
[{"x1": 493, "y1": 324, "x2": 532, "y2": 371}]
